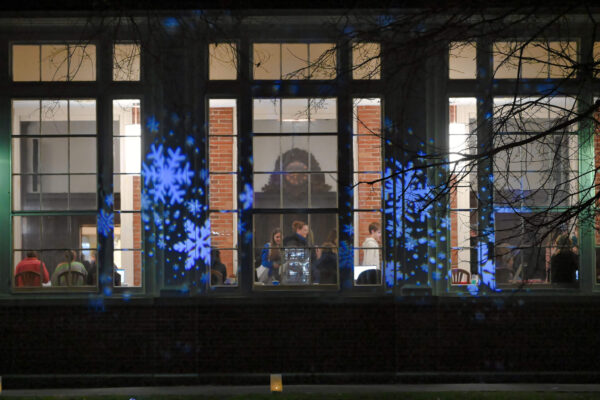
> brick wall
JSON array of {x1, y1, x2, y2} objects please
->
[
  {"x1": 209, "y1": 107, "x2": 236, "y2": 277},
  {"x1": 133, "y1": 176, "x2": 142, "y2": 286},
  {"x1": 356, "y1": 105, "x2": 382, "y2": 257},
  {"x1": 3, "y1": 297, "x2": 600, "y2": 387}
]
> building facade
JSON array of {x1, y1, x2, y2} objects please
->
[{"x1": 2, "y1": 6, "x2": 600, "y2": 387}]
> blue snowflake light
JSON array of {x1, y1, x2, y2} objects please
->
[
  {"x1": 239, "y1": 183, "x2": 253, "y2": 210},
  {"x1": 143, "y1": 144, "x2": 194, "y2": 205},
  {"x1": 98, "y1": 209, "x2": 114, "y2": 237},
  {"x1": 186, "y1": 199, "x2": 203, "y2": 217},
  {"x1": 146, "y1": 116, "x2": 159, "y2": 133},
  {"x1": 173, "y1": 219, "x2": 211, "y2": 270}
]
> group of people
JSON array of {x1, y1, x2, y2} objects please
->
[
  {"x1": 496, "y1": 233, "x2": 579, "y2": 284},
  {"x1": 257, "y1": 220, "x2": 382, "y2": 285},
  {"x1": 14, "y1": 250, "x2": 122, "y2": 287}
]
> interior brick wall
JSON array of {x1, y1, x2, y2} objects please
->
[
  {"x1": 133, "y1": 176, "x2": 142, "y2": 286},
  {"x1": 356, "y1": 105, "x2": 382, "y2": 258},
  {"x1": 209, "y1": 107, "x2": 236, "y2": 276}
]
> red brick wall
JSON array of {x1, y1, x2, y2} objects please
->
[
  {"x1": 209, "y1": 107, "x2": 236, "y2": 277},
  {"x1": 356, "y1": 105, "x2": 382, "y2": 255},
  {"x1": 133, "y1": 176, "x2": 142, "y2": 286}
]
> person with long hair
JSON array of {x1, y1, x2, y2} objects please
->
[{"x1": 258, "y1": 228, "x2": 283, "y2": 283}]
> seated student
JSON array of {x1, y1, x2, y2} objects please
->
[
  {"x1": 550, "y1": 234, "x2": 578, "y2": 284},
  {"x1": 210, "y1": 249, "x2": 227, "y2": 285},
  {"x1": 313, "y1": 242, "x2": 338, "y2": 284},
  {"x1": 51, "y1": 250, "x2": 88, "y2": 286},
  {"x1": 14, "y1": 251, "x2": 50, "y2": 287}
]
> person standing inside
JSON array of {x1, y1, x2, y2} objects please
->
[{"x1": 361, "y1": 222, "x2": 381, "y2": 267}]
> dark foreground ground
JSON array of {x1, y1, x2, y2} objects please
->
[{"x1": 3, "y1": 384, "x2": 600, "y2": 399}]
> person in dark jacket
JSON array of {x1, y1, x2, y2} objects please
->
[
  {"x1": 550, "y1": 234, "x2": 578, "y2": 284},
  {"x1": 210, "y1": 249, "x2": 228, "y2": 285},
  {"x1": 313, "y1": 242, "x2": 337, "y2": 284}
]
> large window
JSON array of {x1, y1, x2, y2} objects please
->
[
  {"x1": 493, "y1": 97, "x2": 579, "y2": 286},
  {"x1": 12, "y1": 99, "x2": 98, "y2": 288},
  {"x1": 113, "y1": 99, "x2": 142, "y2": 287},
  {"x1": 353, "y1": 99, "x2": 384, "y2": 285},
  {"x1": 253, "y1": 98, "x2": 338, "y2": 286}
]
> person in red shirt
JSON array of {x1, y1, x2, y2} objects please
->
[{"x1": 14, "y1": 251, "x2": 50, "y2": 287}]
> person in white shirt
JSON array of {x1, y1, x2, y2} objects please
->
[{"x1": 361, "y1": 222, "x2": 381, "y2": 267}]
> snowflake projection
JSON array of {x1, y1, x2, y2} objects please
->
[
  {"x1": 342, "y1": 224, "x2": 354, "y2": 236},
  {"x1": 186, "y1": 199, "x2": 203, "y2": 217},
  {"x1": 384, "y1": 159, "x2": 435, "y2": 286},
  {"x1": 146, "y1": 116, "x2": 159, "y2": 133},
  {"x1": 173, "y1": 219, "x2": 211, "y2": 270},
  {"x1": 384, "y1": 261, "x2": 396, "y2": 288},
  {"x1": 239, "y1": 183, "x2": 253, "y2": 210},
  {"x1": 143, "y1": 144, "x2": 194, "y2": 205},
  {"x1": 104, "y1": 194, "x2": 114, "y2": 208},
  {"x1": 98, "y1": 209, "x2": 114, "y2": 237},
  {"x1": 338, "y1": 241, "x2": 353, "y2": 270}
]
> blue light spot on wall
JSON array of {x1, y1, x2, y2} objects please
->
[
  {"x1": 146, "y1": 116, "x2": 159, "y2": 133},
  {"x1": 98, "y1": 209, "x2": 114, "y2": 237},
  {"x1": 240, "y1": 183, "x2": 253, "y2": 210}
]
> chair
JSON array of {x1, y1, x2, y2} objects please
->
[
  {"x1": 356, "y1": 269, "x2": 381, "y2": 285},
  {"x1": 210, "y1": 270, "x2": 224, "y2": 286},
  {"x1": 451, "y1": 268, "x2": 470, "y2": 284},
  {"x1": 15, "y1": 270, "x2": 42, "y2": 287},
  {"x1": 55, "y1": 270, "x2": 86, "y2": 286}
]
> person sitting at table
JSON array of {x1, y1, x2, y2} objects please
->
[
  {"x1": 210, "y1": 249, "x2": 228, "y2": 285},
  {"x1": 51, "y1": 250, "x2": 88, "y2": 286},
  {"x1": 550, "y1": 234, "x2": 578, "y2": 284},
  {"x1": 14, "y1": 251, "x2": 50, "y2": 287}
]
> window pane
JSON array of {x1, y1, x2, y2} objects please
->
[
  {"x1": 113, "y1": 137, "x2": 141, "y2": 173},
  {"x1": 41, "y1": 45, "x2": 68, "y2": 81},
  {"x1": 309, "y1": 98, "x2": 337, "y2": 133},
  {"x1": 113, "y1": 99, "x2": 141, "y2": 136},
  {"x1": 494, "y1": 41, "x2": 576, "y2": 79},
  {"x1": 69, "y1": 100, "x2": 96, "y2": 135},
  {"x1": 309, "y1": 43, "x2": 336, "y2": 79},
  {"x1": 13, "y1": 175, "x2": 41, "y2": 211},
  {"x1": 254, "y1": 43, "x2": 280, "y2": 79},
  {"x1": 449, "y1": 98, "x2": 477, "y2": 285},
  {"x1": 253, "y1": 98, "x2": 281, "y2": 133},
  {"x1": 209, "y1": 212, "x2": 238, "y2": 286},
  {"x1": 209, "y1": 43, "x2": 237, "y2": 80},
  {"x1": 113, "y1": 43, "x2": 141, "y2": 81},
  {"x1": 41, "y1": 100, "x2": 68, "y2": 135},
  {"x1": 39, "y1": 138, "x2": 68, "y2": 173},
  {"x1": 352, "y1": 42, "x2": 380, "y2": 80},
  {"x1": 353, "y1": 211, "x2": 382, "y2": 284},
  {"x1": 13, "y1": 45, "x2": 40, "y2": 81},
  {"x1": 282, "y1": 43, "x2": 308, "y2": 79},
  {"x1": 12, "y1": 100, "x2": 41, "y2": 135},
  {"x1": 253, "y1": 213, "x2": 338, "y2": 286},
  {"x1": 69, "y1": 45, "x2": 96, "y2": 81},
  {"x1": 40, "y1": 175, "x2": 68, "y2": 210},
  {"x1": 282, "y1": 99, "x2": 309, "y2": 133},
  {"x1": 449, "y1": 42, "x2": 476, "y2": 79},
  {"x1": 114, "y1": 250, "x2": 142, "y2": 287},
  {"x1": 70, "y1": 138, "x2": 97, "y2": 173}
]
